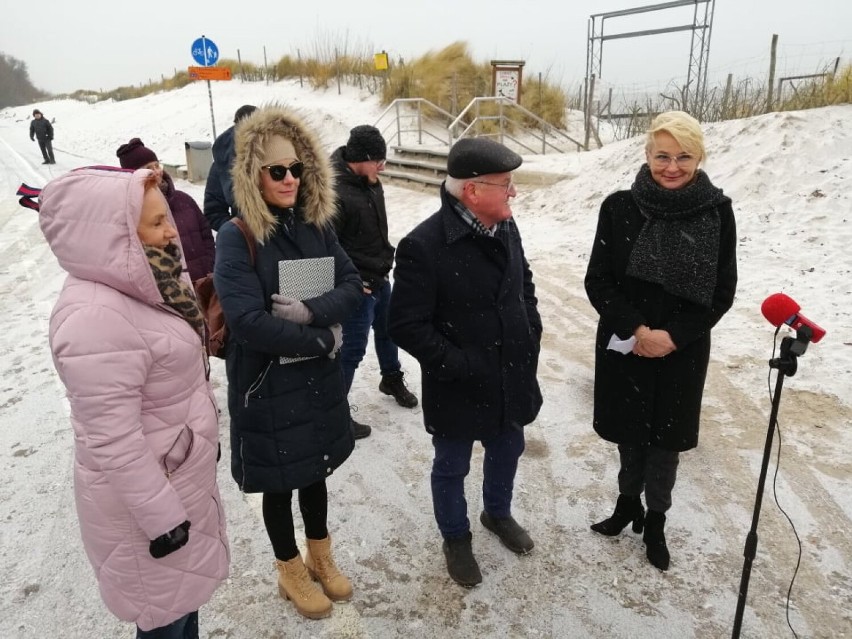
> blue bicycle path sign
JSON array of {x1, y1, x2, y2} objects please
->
[{"x1": 191, "y1": 36, "x2": 219, "y2": 67}]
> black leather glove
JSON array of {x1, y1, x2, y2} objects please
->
[{"x1": 149, "y1": 520, "x2": 191, "y2": 559}]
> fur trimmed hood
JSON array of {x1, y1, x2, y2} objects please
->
[{"x1": 231, "y1": 104, "x2": 335, "y2": 242}]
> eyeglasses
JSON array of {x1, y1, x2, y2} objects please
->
[
  {"x1": 650, "y1": 153, "x2": 696, "y2": 168},
  {"x1": 262, "y1": 161, "x2": 305, "y2": 181},
  {"x1": 473, "y1": 180, "x2": 515, "y2": 195}
]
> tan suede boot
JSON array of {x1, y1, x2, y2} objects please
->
[
  {"x1": 275, "y1": 555, "x2": 332, "y2": 619},
  {"x1": 304, "y1": 535, "x2": 353, "y2": 601}
]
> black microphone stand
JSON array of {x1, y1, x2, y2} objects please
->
[{"x1": 731, "y1": 326, "x2": 813, "y2": 638}]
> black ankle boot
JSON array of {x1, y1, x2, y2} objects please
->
[
  {"x1": 643, "y1": 510, "x2": 670, "y2": 571},
  {"x1": 442, "y1": 532, "x2": 482, "y2": 587},
  {"x1": 350, "y1": 418, "x2": 372, "y2": 440},
  {"x1": 379, "y1": 372, "x2": 418, "y2": 408},
  {"x1": 590, "y1": 494, "x2": 644, "y2": 536}
]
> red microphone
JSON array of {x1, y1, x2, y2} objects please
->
[{"x1": 761, "y1": 293, "x2": 826, "y2": 343}]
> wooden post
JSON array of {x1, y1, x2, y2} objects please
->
[
  {"x1": 584, "y1": 74, "x2": 596, "y2": 151},
  {"x1": 298, "y1": 49, "x2": 303, "y2": 88},
  {"x1": 263, "y1": 46, "x2": 269, "y2": 85},
  {"x1": 538, "y1": 72, "x2": 543, "y2": 110},
  {"x1": 237, "y1": 49, "x2": 244, "y2": 82},
  {"x1": 766, "y1": 34, "x2": 778, "y2": 113},
  {"x1": 335, "y1": 48, "x2": 341, "y2": 95},
  {"x1": 721, "y1": 73, "x2": 733, "y2": 119}
]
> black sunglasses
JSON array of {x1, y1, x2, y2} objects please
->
[{"x1": 262, "y1": 161, "x2": 305, "y2": 181}]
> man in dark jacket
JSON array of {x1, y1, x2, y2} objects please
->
[
  {"x1": 30, "y1": 109, "x2": 55, "y2": 164},
  {"x1": 332, "y1": 125, "x2": 418, "y2": 441},
  {"x1": 388, "y1": 138, "x2": 543, "y2": 588},
  {"x1": 204, "y1": 105, "x2": 257, "y2": 230}
]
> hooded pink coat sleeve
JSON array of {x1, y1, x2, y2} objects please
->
[{"x1": 51, "y1": 302, "x2": 187, "y2": 540}]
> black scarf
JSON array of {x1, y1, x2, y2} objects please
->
[
  {"x1": 144, "y1": 243, "x2": 206, "y2": 339},
  {"x1": 627, "y1": 164, "x2": 730, "y2": 307}
]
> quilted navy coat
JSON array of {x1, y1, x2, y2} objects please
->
[{"x1": 214, "y1": 106, "x2": 362, "y2": 492}]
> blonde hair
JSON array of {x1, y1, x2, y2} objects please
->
[{"x1": 645, "y1": 111, "x2": 705, "y2": 162}]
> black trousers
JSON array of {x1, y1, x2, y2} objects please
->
[
  {"x1": 262, "y1": 479, "x2": 328, "y2": 561},
  {"x1": 37, "y1": 138, "x2": 55, "y2": 163},
  {"x1": 617, "y1": 443, "x2": 680, "y2": 513}
]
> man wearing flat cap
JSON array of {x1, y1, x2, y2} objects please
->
[
  {"x1": 388, "y1": 137, "x2": 543, "y2": 588},
  {"x1": 331, "y1": 124, "x2": 419, "y2": 441}
]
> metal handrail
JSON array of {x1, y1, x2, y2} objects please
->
[
  {"x1": 374, "y1": 98, "x2": 455, "y2": 149},
  {"x1": 377, "y1": 96, "x2": 584, "y2": 156},
  {"x1": 449, "y1": 97, "x2": 583, "y2": 154}
]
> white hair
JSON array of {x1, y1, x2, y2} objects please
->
[{"x1": 444, "y1": 176, "x2": 466, "y2": 199}]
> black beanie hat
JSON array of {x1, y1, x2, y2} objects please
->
[{"x1": 343, "y1": 125, "x2": 386, "y2": 162}]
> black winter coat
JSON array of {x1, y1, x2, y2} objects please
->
[
  {"x1": 330, "y1": 147, "x2": 395, "y2": 290},
  {"x1": 214, "y1": 207, "x2": 362, "y2": 492},
  {"x1": 584, "y1": 190, "x2": 737, "y2": 452},
  {"x1": 389, "y1": 188, "x2": 543, "y2": 441},
  {"x1": 30, "y1": 117, "x2": 53, "y2": 141},
  {"x1": 204, "y1": 126, "x2": 239, "y2": 231}
]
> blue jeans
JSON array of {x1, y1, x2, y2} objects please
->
[
  {"x1": 431, "y1": 428, "x2": 526, "y2": 539},
  {"x1": 340, "y1": 279, "x2": 401, "y2": 393},
  {"x1": 136, "y1": 611, "x2": 198, "y2": 639}
]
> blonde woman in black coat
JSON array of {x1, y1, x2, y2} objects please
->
[
  {"x1": 585, "y1": 111, "x2": 737, "y2": 571},
  {"x1": 214, "y1": 105, "x2": 362, "y2": 618}
]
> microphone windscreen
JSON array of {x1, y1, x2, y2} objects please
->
[{"x1": 761, "y1": 293, "x2": 800, "y2": 327}]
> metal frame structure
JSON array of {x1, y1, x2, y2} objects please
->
[{"x1": 585, "y1": 0, "x2": 716, "y2": 121}]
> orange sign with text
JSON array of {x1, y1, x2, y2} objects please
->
[{"x1": 188, "y1": 66, "x2": 232, "y2": 81}]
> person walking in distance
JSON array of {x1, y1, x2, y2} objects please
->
[
  {"x1": 30, "y1": 109, "x2": 56, "y2": 164},
  {"x1": 331, "y1": 125, "x2": 418, "y2": 440},
  {"x1": 389, "y1": 138, "x2": 543, "y2": 587},
  {"x1": 585, "y1": 111, "x2": 737, "y2": 571}
]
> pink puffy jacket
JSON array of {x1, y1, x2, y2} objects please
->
[{"x1": 40, "y1": 167, "x2": 229, "y2": 631}]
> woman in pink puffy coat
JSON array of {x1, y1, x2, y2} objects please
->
[{"x1": 40, "y1": 166, "x2": 229, "y2": 638}]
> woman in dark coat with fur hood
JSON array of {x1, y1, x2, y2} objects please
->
[
  {"x1": 213, "y1": 105, "x2": 362, "y2": 619},
  {"x1": 585, "y1": 111, "x2": 737, "y2": 572}
]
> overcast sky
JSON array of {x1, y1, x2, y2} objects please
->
[{"x1": 3, "y1": 0, "x2": 850, "y2": 95}]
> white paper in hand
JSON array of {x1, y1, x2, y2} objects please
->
[
  {"x1": 278, "y1": 257, "x2": 334, "y2": 364},
  {"x1": 607, "y1": 334, "x2": 636, "y2": 355}
]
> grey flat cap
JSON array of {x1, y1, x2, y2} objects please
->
[{"x1": 446, "y1": 138, "x2": 522, "y2": 178}]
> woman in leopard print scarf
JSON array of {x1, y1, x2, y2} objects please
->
[
  {"x1": 40, "y1": 166, "x2": 229, "y2": 636},
  {"x1": 144, "y1": 241, "x2": 205, "y2": 340}
]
